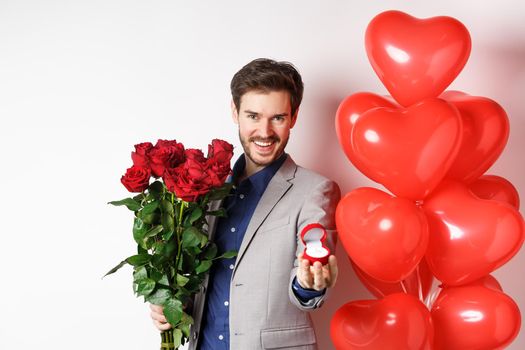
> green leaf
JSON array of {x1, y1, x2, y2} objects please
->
[
  {"x1": 180, "y1": 312, "x2": 194, "y2": 338},
  {"x1": 160, "y1": 199, "x2": 174, "y2": 215},
  {"x1": 133, "y1": 217, "x2": 149, "y2": 247},
  {"x1": 202, "y1": 243, "x2": 218, "y2": 260},
  {"x1": 158, "y1": 274, "x2": 169, "y2": 285},
  {"x1": 207, "y1": 208, "x2": 227, "y2": 217},
  {"x1": 160, "y1": 240, "x2": 177, "y2": 258},
  {"x1": 144, "y1": 225, "x2": 163, "y2": 240},
  {"x1": 141, "y1": 200, "x2": 159, "y2": 216},
  {"x1": 133, "y1": 266, "x2": 148, "y2": 281},
  {"x1": 176, "y1": 274, "x2": 189, "y2": 287},
  {"x1": 102, "y1": 260, "x2": 127, "y2": 278},
  {"x1": 208, "y1": 184, "x2": 233, "y2": 200},
  {"x1": 136, "y1": 278, "x2": 156, "y2": 296},
  {"x1": 200, "y1": 233, "x2": 208, "y2": 247},
  {"x1": 140, "y1": 212, "x2": 160, "y2": 225},
  {"x1": 148, "y1": 181, "x2": 164, "y2": 198},
  {"x1": 195, "y1": 260, "x2": 212, "y2": 274},
  {"x1": 150, "y1": 254, "x2": 168, "y2": 268},
  {"x1": 161, "y1": 213, "x2": 175, "y2": 240},
  {"x1": 133, "y1": 193, "x2": 145, "y2": 202},
  {"x1": 137, "y1": 244, "x2": 147, "y2": 255},
  {"x1": 126, "y1": 254, "x2": 150, "y2": 266},
  {"x1": 216, "y1": 250, "x2": 238, "y2": 259},
  {"x1": 146, "y1": 288, "x2": 172, "y2": 305},
  {"x1": 172, "y1": 328, "x2": 183, "y2": 348},
  {"x1": 163, "y1": 298, "x2": 183, "y2": 326},
  {"x1": 182, "y1": 227, "x2": 203, "y2": 248},
  {"x1": 189, "y1": 207, "x2": 203, "y2": 225},
  {"x1": 108, "y1": 198, "x2": 141, "y2": 211}
]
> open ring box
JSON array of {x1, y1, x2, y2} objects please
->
[{"x1": 301, "y1": 223, "x2": 330, "y2": 265}]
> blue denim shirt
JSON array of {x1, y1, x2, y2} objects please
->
[{"x1": 199, "y1": 153, "x2": 323, "y2": 350}]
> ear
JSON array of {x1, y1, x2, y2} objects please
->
[
  {"x1": 231, "y1": 100, "x2": 239, "y2": 124},
  {"x1": 290, "y1": 108, "x2": 299, "y2": 129}
]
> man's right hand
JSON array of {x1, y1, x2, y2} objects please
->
[{"x1": 150, "y1": 304, "x2": 172, "y2": 331}]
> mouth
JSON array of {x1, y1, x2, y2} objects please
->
[{"x1": 251, "y1": 138, "x2": 279, "y2": 153}]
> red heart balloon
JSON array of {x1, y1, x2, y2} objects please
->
[
  {"x1": 469, "y1": 174, "x2": 520, "y2": 209},
  {"x1": 336, "y1": 187, "x2": 429, "y2": 282},
  {"x1": 441, "y1": 91, "x2": 509, "y2": 183},
  {"x1": 352, "y1": 258, "x2": 434, "y2": 300},
  {"x1": 366, "y1": 10, "x2": 471, "y2": 106},
  {"x1": 351, "y1": 98, "x2": 462, "y2": 200},
  {"x1": 331, "y1": 293, "x2": 434, "y2": 350},
  {"x1": 431, "y1": 285, "x2": 521, "y2": 350},
  {"x1": 423, "y1": 180, "x2": 524, "y2": 285},
  {"x1": 335, "y1": 92, "x2": 397, "y2": 172}
]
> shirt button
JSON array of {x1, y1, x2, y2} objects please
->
[
  {"x1": 239, "y1": 194, "x2": 245, "y2": 199},
  {"x1": 229, "y1": 264, "x2": 234, "y2": 270},
  {"x1": 231, "y1": 227, "x2": 236, "y2": 232},
  {"x1": 218, "y1": 334, "x2": 224, "y2": 340},
  {"x1": 224, "y1": 301, "x2": 229, "y2": 306}
]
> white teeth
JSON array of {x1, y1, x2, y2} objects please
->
[{"x1": 254, "y1": 141, "x2": 273, "y2": 147}]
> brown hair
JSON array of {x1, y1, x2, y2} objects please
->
[{"x1": 230, "y1": 58, "x2": 304, "y2": 116}]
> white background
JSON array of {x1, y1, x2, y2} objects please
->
[{"x1": 1, "y1": 1, "x2": 524, "y2": 349}]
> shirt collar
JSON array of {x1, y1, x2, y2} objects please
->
[{"x1": 230, "y1": 152, "x2": 288, "y2": 195}]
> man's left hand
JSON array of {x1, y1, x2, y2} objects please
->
[{"x1": 296, "y1": 253, "x2": 338, "y2": 291}]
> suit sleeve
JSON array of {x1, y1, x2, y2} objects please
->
[{"x1": 288, "y1": 178, "x2": 341, "y2": 310}]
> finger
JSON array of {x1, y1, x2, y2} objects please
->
[
  {"x1": 298, "y1": 258, "x2": 313, "y2": 289},
  {"x1": 328, "y1": 255, "x2": 338, "y2": 287},
  {"x1": 150, "y1": 303, "x2": 163, "y2": 313},
  {"x1": 153, "y1": 319, "x2": 172, "y2": 331},
  {"x1": 312, "y1": 261, "x2": 325, "y2": 291},
  {"x1": 150, "y1": 309, "x2": 168, "y2": 323}
]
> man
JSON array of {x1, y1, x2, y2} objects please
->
[{"x1": 151, "y1": 58, "x2": 340, "y2": 350}]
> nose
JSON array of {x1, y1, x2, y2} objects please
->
[{"x1": 258, "y1": 119, "x2": 274, "y2": 138}]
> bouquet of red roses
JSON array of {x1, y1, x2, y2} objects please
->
[{"x1": 106, "y1": 139, "x2": 236, "y2": 349}]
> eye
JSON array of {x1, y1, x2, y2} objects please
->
[
  {"x1": 247, "y1": 114, "x2": 258, "y2": 120},
  {"x1": 272, "y1": 116, "x2": 285, "y2": 122}
]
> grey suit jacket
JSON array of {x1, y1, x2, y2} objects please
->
[{"x1": 188, "y1": 156, "x2": 340, "y2": 350}]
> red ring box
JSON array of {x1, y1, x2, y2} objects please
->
[{"x1": 301, "y1": 223, "x2": 330, "y2": 265}]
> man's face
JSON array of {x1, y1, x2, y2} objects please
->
[{"x1": 232, "y1": 90, "x2": 297, "y2": 174}]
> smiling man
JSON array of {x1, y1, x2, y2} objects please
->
[{"x1": 151, "y1": 58, "x2": 341, "y2": 350}]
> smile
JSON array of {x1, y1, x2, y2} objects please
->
[{"x1": 253, "y1": 140, "x2": 275, "y2": 147}]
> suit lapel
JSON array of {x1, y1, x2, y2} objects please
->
[{"x1": 233, "y1": 156, "x2": 297, "y2": 275}]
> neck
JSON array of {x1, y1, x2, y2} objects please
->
[{"x1": 242, "y1": 152, "x2": 283, "y2": 180}]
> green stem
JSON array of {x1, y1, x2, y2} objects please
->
[
  {"x1": 160, "y1": 329, "x2": 174, "y2": 349},
  {"x1": 174, "y1": 200, "x2": 187, "y2": 273}
]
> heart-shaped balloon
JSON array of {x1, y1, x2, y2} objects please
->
[
  {"x1": 423, "y1": 180, "x2": 524, "y2": 285},
  {"x1": 336, "y1": 187, "x2": 429, "y2": 282},
  {"x1": 352, "y1": 258, "x2": 434, "y2": 300},
  {"x1": 336, "y1": 92, "x2": 397, "y2": 172},
  {"x1": 331, "y1": 293, "x2": 434, "y2": 350},
  {"x1": 366, "y1": 10, "x2": 471, "y2": 106},
  {"x1": 441, "y1": 91, "x2": 509, "y2": 183},
  {"x1": 431, "y1": 285, "x2": 521, "y2": 350},
  {"x1": 351, "y1": 98, "x2": 462, "y2": 200},
  {"x1": 469, "y1": 174, "x2": 520, "y2": 209}
]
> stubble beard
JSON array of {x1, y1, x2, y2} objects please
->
[{"x1": 239, "y1": 130, "x2": 289, "y2": 167}]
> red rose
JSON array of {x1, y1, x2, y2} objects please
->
[
  {"x1": 121, "y1": 165, "x2": 151, "y2": 193},
  {"x1": 164, "y1": 159, "x2": 213, "y2": 202},
  {"x1": 207, "y1": 139, "x2": 234, "y2": 164},
  {"x1": 206, "y1": 160, "x2": 231, "y2": 186},
  {"x1": 185, "y1": 148, "x2": 206, "y2": 163},
  {"x1": 148, "y1": 139, "x2": 185, "y2": 178},
  {"x1": 131, "y1": 142, "x2": 153, "y2": 167},
  {"x1": 206, "y1": 140, "x2": 233, "y2": 186}
]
